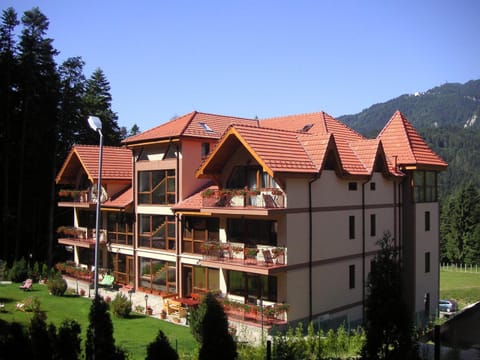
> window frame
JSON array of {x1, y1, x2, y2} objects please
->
[
  {"x1": 349, "y1": 265, "x2": 355, "y2": 289},
  {"x1": 138, "y1": 169, "x2": 176, "y2": 205}
]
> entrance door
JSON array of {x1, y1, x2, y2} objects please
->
[{"x1": 183, "y1": 265, "x2": 193, "y2": 297}]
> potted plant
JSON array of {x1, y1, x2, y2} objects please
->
[
  {"x1": 160, "y1": 309, "x2": 167, "y2": 319},
  {"x1": 135, "y1": 305, "x2": 145, "y2": 313},
  {"x1": 146, "y1": 305, "x2": 153, "y2": 315}
]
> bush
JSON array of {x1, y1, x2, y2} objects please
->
[
  {"x1": 110, "y1": 293, "x2": 132, "y2": 318},
  {"x1": 47, "y1": 277, "x2": 67, "y2": 296},
  {"x1": 7, "y1": 258, "x2": 29, "y2": 282}
]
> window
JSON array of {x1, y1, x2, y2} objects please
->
[
  {"x1": 107, "y1": 212, "x2": 134, "y2": 245},
  {"x1": 138, "y1": 257, "x2": 176, "y2": 294},
  {"x1": 227, "y1": 271, "x2": 277, "y2": 302},
  {"x1": 349, "y1": 265, "x2": 355, "y2": 289},
  {"x1": 370, "y1": 214, "x2": 376, "y2": 237},
  {"x1": 425, "y1": 211, "x2": 431, "y2": 231},
  {"x1": 227, "y1": 218, "x2": 277, "y2": 246},
  {"x1": 227, "y1": 165, "x2": 277, "y2": 190},
  {"x1": 138, "y1": 214, "x2": 175, "y2": 250},
  {"x1": 425, "y1": 252, "x2": 430, "y2": 273},
  {"x1": 199, "y1": 122, "x2": 213, "y2": 133},
  {"x1": 413, "y1": 171, "x2": 438, "y2": 203},
  {"x1": 193, "y1": 266, "x2": 219, "y2": 293},
  {"x1": 138, "y1": 170, "x2": 176, "y2": 205},
  {"x1": 201, "y1": 143, "x2": 210, "y2": 159},
  {"x1": 370, "y1": 182, "x2": 376, "y2": 191},
  {"x1": 183, "y1": 217, "x2": 219, "y2": 254},
  {"x1": 349, "y1": 216, "x2": 355, "y2": 239},
  {"x1": 348, "y1": 182, "x2": 358, "y2": 191}
]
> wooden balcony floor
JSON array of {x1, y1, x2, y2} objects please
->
[{"x1": 200, "y1": 256, "x2": 286, "y2": 275}]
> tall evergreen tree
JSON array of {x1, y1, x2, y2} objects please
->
[
  {"x1": 361, "y1": 232, "x2": 419, "y2": 360},
  {"x1": 0, "y1": 7, "x2": 19, "y2": 263},
  {"x1": 83, "y1": 68, "x2": 122, "y2": 146},
  {"x1": 196, "y1": 292, "x2": 237, "y2": 360},
  {"x1": 440, "y1": 183, "x2": 480, "y2": 264},
  {"x1": 29, "y1": 310, "x2": 53, "y2": 360},
  {"x1": 16, "y1": 7, "x2": 60, "y2": 261}
]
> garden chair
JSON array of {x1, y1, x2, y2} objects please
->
[
  {"x1": 19, "y1": 278, "x2": 32, "y2": 291},
  {"x1": 99, "y1": 274, "x2": 115, "y2": 288}
]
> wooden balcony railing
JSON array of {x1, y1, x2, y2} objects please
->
[
  {"x1": 201, "y1": 188, "x2": 285, "y2": 209},
  {"x1": 201, "y1": 242, "x2": 287, "y2": 266},
  {"x1": 57, "y1": 226, "x2": 107, "y2": 247}
]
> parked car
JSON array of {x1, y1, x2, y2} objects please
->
[{"x1": 439, "y1": 299, "x2": 458, "y2": 313}]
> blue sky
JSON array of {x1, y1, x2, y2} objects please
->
[{"x1": 3, "y1": 0, "x2": 480, "y2": 131}]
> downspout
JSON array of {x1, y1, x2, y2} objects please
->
[
  {"x1": 308, "y1": 174, "x2": 320, "y2": 322},
  {"x1": 132, "y1": 148, "x2": 141, "y2": 289},
  {"x1": 361, "y1": 179, "x2": 368, "y2": 323},
  {"x1": 175, "y1": 144, "x2": 181, "y2": 295}
]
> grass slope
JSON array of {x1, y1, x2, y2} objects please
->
[
  {"x1": 439, "y1": 269, "x2": 480, "y2": 309},
  {"x1": 0, "y1": 282, "x2": 196, "y2": 359}
]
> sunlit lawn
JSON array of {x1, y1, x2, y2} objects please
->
[
  {"x1": 0, "y1": 282, "x2": 197, "y2": 359},
  {"x1": 439, "y1": 269, "x2": 480, "y2": 309}
]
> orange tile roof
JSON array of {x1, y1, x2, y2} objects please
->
[
  {"x1": 377, "y1": 111, "x2": 448, "y2": 170},
  {"x1": 56, "y1": 145, "x2": 132, "y2": 184},
  {"x1": 102, "y1": 187, "x2": 133, "y2": 209},
  {"x1": 122, "y1": 111, "x2": 259, "y2": 145}
]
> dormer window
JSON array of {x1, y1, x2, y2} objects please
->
[{"x1": 199, "y1": 122, "x2": 213, "y2": 133}]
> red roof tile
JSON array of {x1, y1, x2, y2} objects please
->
[
  {"x1": 102, "y1": 187, "x2": 133, "y2": 209},
  {"x1": 56, "y1": 145, "x2": 132, "y2": 184},
  {"x1": 377, "y1": 111, "x2": 448, "y2": 170},
  {"x1": 122, "y1": 111, "x2": 259, "y2": 145}
]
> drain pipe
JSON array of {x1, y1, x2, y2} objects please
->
[
  {"x1": 361, "y1": 179, "x2": 370, "y2": 322},
  {"x1": 308, "y1": 174, "x2": 320, "y2": 322}
]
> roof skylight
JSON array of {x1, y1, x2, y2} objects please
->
[
  {"x1": 199, "y1": 122, "x2": 214, "y2": 133},
  {"x1": 301, "y1": 124, "x2": 313, "y2": 132}
]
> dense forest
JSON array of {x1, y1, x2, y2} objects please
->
[{"x1": 0, "y1": 7, "x2": 139, "y2": 265}]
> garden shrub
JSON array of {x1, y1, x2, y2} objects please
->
[
  {"x1": 47, "y1": 277, "x2": 67, "y2": 296},
  {"x1": 110, "y1": 293, "x2": 132, "y2": 318},
  {"x1": 7, "y1": 258, "x2": 29, "y2": 282}
]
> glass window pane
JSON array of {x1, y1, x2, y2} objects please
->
[
  {"x1": 194, "y1": 267, "x2": 206, "y2": 289},
  {"x1": 208, "y1": 269, "x2": 220, "y2": 291},
  {"x1": 138, "y1": 172, "x2": 150, "y2": 192}
]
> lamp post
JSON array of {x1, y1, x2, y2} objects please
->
[
  {"x1": 144, "y1": 294, "x2": 149, "y2": 314},
  {"x1": 87, "y1": 115, "x2": 103, "y2": 298}
]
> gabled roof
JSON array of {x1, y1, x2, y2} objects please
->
[
  {"x1": 55, "y1": 145, "x2": 132, "y2": 184},
  {"x1": 102, "y1": 187, "x2": 133, "y2": 210},
  {"x1": 196, "y1": 125, "x2": 319, "y2": 178},
  {"x1": 122, "y1": 111, "x2": 259, "y2": 146},
  {"x1": 377, "y1": 110, "x2": 448, "y2": 170},
  {"x1": 261, "y1": 111, "x2": 365, "y2": 142}
]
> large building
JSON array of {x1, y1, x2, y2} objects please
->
[{"x1": 55, "y1": 110, "x2": 447, "y2": 334}]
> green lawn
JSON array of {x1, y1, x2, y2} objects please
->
[
  {"x1": 0, "y1": 282, "x2": 197, "y2": 359},
  {"x1": 439, "y1": 269, "x2": 480, "y2": 309}
]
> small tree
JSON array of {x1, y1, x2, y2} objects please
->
[
  {"x1": 55, "y1": 319, "x2": 81, "y2": 360},
  {"x1": 85, "y1": 296, "x2": 125, "y2": 360},
  {"x1": 192, "y1": 292, "x2": 237, "y2": 360},
  {"x1": 361, "y1": 231, "x2": 419, "y2": 359},
  {"x1": 145, "y1": 329, "x2": 179, "y2": 360}
]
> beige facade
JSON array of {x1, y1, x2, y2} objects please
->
[{"x1": 56, "y1": 110, "x2": 446, "y2": 333}]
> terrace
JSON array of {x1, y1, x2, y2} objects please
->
[
  {"x1": 57, "y1": 226, "x2": 107, "y2": 249},
  {"x1": 201, "y1": 188, "x2": 285, "y2": 209}
]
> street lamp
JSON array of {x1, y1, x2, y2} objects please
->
[
  {"x1": 144, "y1": 294, "x2": 149, "y2": 314},
  {"x1": 87, "y1": 115, "x2": 103, "y2": 298}
]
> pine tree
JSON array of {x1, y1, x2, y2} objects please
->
[
  {"x1": 0, "y1": 7, "x2": 19, "y2": 263},
  {"x1": 85, "y1": 296, "x2": 125, "y2": 360},
  {"x1": 196, "y1": 292, "x2": 237, "y2": 360},
  {"x1": 145, "y1": 329, "x2": 179, "y2": 360},
  {"x1": 361, "y1": 231, "x2": 419, "y2": 360},
  {"x1": 83, "y1": 68, "x2": 122, "y2": 146}
]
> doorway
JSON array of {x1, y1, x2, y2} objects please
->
[{"x1": 182, "y1": 265, "x2": 193, "y2": 297}]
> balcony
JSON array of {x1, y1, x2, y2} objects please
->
[
  {"x1": 199, "y1": 242, "x2": 287, "y2": 275},
  {"x1": 220, "y1": 297, "x2": 289, "y2": 328},
  {"x1": 57, "y1": 226, "x2": 107, "y2": 249},
  {"x1": 201, "y1": 188, "x2": 285, "y2": 209},
  {"x1": 57, "y1": 189, "x2": 92, "y2": 208}
]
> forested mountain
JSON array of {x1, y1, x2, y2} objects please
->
[
  {"x1": 339, "y1": 80, "x2": 480, "y2": 196},
  {"x1": 340, "y1": 80, "x2": 480, "y2": 135}
]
